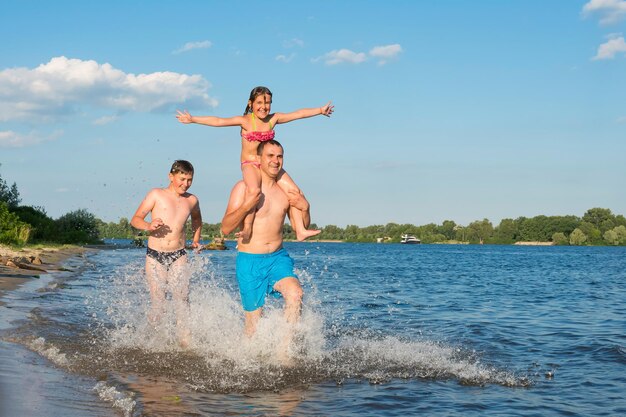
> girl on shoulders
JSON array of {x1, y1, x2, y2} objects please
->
[{"x1": 176, "y1": 86, "x2": 333, "y2": 242}]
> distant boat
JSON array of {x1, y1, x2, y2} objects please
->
[{"x1": 400, "y1": 234, "x2": 421, "y2": 244}]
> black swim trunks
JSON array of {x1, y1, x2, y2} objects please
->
[{"x1": 146, "y1": 247, "x2": 187, "y2": 269}]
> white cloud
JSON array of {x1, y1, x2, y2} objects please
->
[
  {"x1": 313, "y1": 44, "x2": 402, "y2": 66},
  {"x1": 0, "y1": 130, "x2": 61, "y2": 148},
  {"x1": 0, "y1": 56, "x2": 217, "y2": 122},
  {"x1": 617, "y1": 115, "x2": 626, "y2": 123},
  {"x1": 369, "y1": 44, "x2": 403, "y2": 65},
  {"x1": 582, "y1": 0, "x2": 626, "y2": 25},
  {"x1": 276, "y1": 53, "x2": 296, "y2": 63},
  {"x1": 93, "y1": 114, "x2": 119, "y2": 125},
  {"x1": 172, "y1": 40, "x2": 212, "y2": 54},
  {"x1": 313, "y1": 49, "x2": 368, "y2": 65},
  {"x1": 592, "y1": 35, "x2": 626, "y2": 59},
  {"x1": 282, "y1": 38, "x2": 304, "y2": 48},
  {"x1": 369, "y1": 44, "x2": 403, "y2": 58}
]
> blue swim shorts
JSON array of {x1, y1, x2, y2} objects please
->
[{"x1": 236, "y1": 248, "x2": 298, "y2": 312}]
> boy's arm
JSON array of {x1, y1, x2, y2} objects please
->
[
  {"x1": 176, "y1": 110, "x2": 246, "y2": 127},
  {"x1": 130, "y1": 190, "x2": 163, "y2": 232},
  {"x1": 190, "y1": 198, "x2": 202, "y2": 247},
  {"x1": 275, "y1": 101, "x2": 334, "y2": 124},
  {"x1": 221, "y1": 182, "x2": 260, "y2": 235}
]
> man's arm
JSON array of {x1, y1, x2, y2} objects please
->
[{"x1": 221, "y1": 182, "x2": 260, "y2": 235}]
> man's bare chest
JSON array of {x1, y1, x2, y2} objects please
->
[{"x1": 256, "y1": 189, "x2": 288, "y2": 218}]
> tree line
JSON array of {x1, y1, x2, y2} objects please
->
[
  {"x1": 96, "y1": 207, "x2": 626, "y2": 246},
  {"x1": 2, "y1": 168, "x2": 625, "y2": 246}
]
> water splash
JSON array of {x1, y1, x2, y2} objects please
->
[{"x1": 83, "y1": 252, "x2": 530, "y2": 392}]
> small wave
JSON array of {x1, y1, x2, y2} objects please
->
[
  {"x1": 93, "y1": 380, "x2": 137, "y2": 417},
  {"x1": 596, "y1": 344, "x2": 626, "y2": 365},
  {"x1": 23, "y1": 336, "x2": 71, "y2": 368}
]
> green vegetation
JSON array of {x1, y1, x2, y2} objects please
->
[
  {"x1": 97, "y1": 207, "x2": 626, "y2": 247},
  {"x1": 277, "y1": 209, "x2": 625, "y2": 246},
  {"x1": 3, "y1": 166, "x2": 626, "y2": 247},
  {"x1": 0, "y1": 201, "x2": 31, "y2": 245},
  {"x1": 0, "y1": 167, "x2": 102, "y2": 246}
]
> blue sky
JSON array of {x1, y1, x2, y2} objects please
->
[{"x1": 1, "y1": 1, "x2": 625, "y2": 227}]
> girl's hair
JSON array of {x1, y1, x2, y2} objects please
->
[
  {"x1": 244, "y1": 86, "x2": 273, "y2": 115},
  {"x1": 170, "y1": 160, "x2": 194, "y2": 175}
]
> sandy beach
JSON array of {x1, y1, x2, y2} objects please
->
[{"x1": 0, "y1": 245, "x2": 92, "y2": 305}]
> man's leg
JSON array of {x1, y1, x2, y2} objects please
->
[
  {"x1": 273, "y1": 277, "x2": 303, "y2": 363},
  {"x1": 273, "y1": 277, "x2": 303, "y2": 324},
  {"x1": 244, "y1": 309, "x2": 263, "y2": 336}
]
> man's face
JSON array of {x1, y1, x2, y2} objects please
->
[
  {"x1": 259, "y1": 144, "x2": 283, "y2": 178},
  {"x1": 168, "y1": 172, "x2": 193, "y2": 195}
]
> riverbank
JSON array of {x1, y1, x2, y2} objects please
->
[
  {"x1": 0, "y1": 244, "x2": 92, "y2": 304},
  {"x1": 0, "y1": 243, "x2": 114, "y2": 417}
]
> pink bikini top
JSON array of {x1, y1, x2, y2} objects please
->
[{"x1": 242, "y1": 113, "x2": 275, "y2": 142}]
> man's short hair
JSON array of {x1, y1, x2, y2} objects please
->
[
  {"x1": 170, "y1": 160, "x2": 194, "y2": 175},
  {"x1": 257, "y1": 139, "x2": 283, "y2": 155}
]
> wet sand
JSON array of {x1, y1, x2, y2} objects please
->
[{"x1": 0, "y1": 245, "x2": 91, "y2": 305}]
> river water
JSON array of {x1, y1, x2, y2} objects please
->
[{"x1": 1, "y1": 242, "x2": 625, "y2": 416}]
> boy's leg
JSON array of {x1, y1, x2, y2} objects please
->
[
  {"x1": 169, "y1": 255, "x2": 191, "y2": 348},
  {"x1": 145, "y1": 257, "x2": 167, "y2": 325}
]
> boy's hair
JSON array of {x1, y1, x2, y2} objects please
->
[
  {"x1": 257, "y1": 139, "x2": 283, "y2": 155},
  {"x1": 170, "y1": 160, "x2": 194, "y2": 175},
  {"x1": 244, "y1": 86, "x2": 273, "y2": 115}
]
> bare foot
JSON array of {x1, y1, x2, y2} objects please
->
[
  {"x1": 276, "y1": 339, "x2": 295, "y2": 367},
  {"x1": 276, "y1": 349, "x2": 294, "y2": 367},
  {"x1": 178, "y1": 329, "x2": 191, "y2": 349},
  {"x1": 296, "y1": 229, "x2": 321, "y2": 242}
]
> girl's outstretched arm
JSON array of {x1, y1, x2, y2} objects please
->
[
  {"x1": 275, "y1": 101, "x2": 334, "y2": 124},
  {"x1": 176, "y1": 110, "x2": 246, "y2": 127}
]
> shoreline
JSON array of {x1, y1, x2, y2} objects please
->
[
  {"x1": 0, "y1": 244, "x2": 93, "y2": 304},
  {"x1": 0, "y1": 244, "x2": 113, "y2": 417}
]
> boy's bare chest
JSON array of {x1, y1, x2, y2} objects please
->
[{"x1": 155, "y1": 194, "x2": 191, "y2": 219}]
